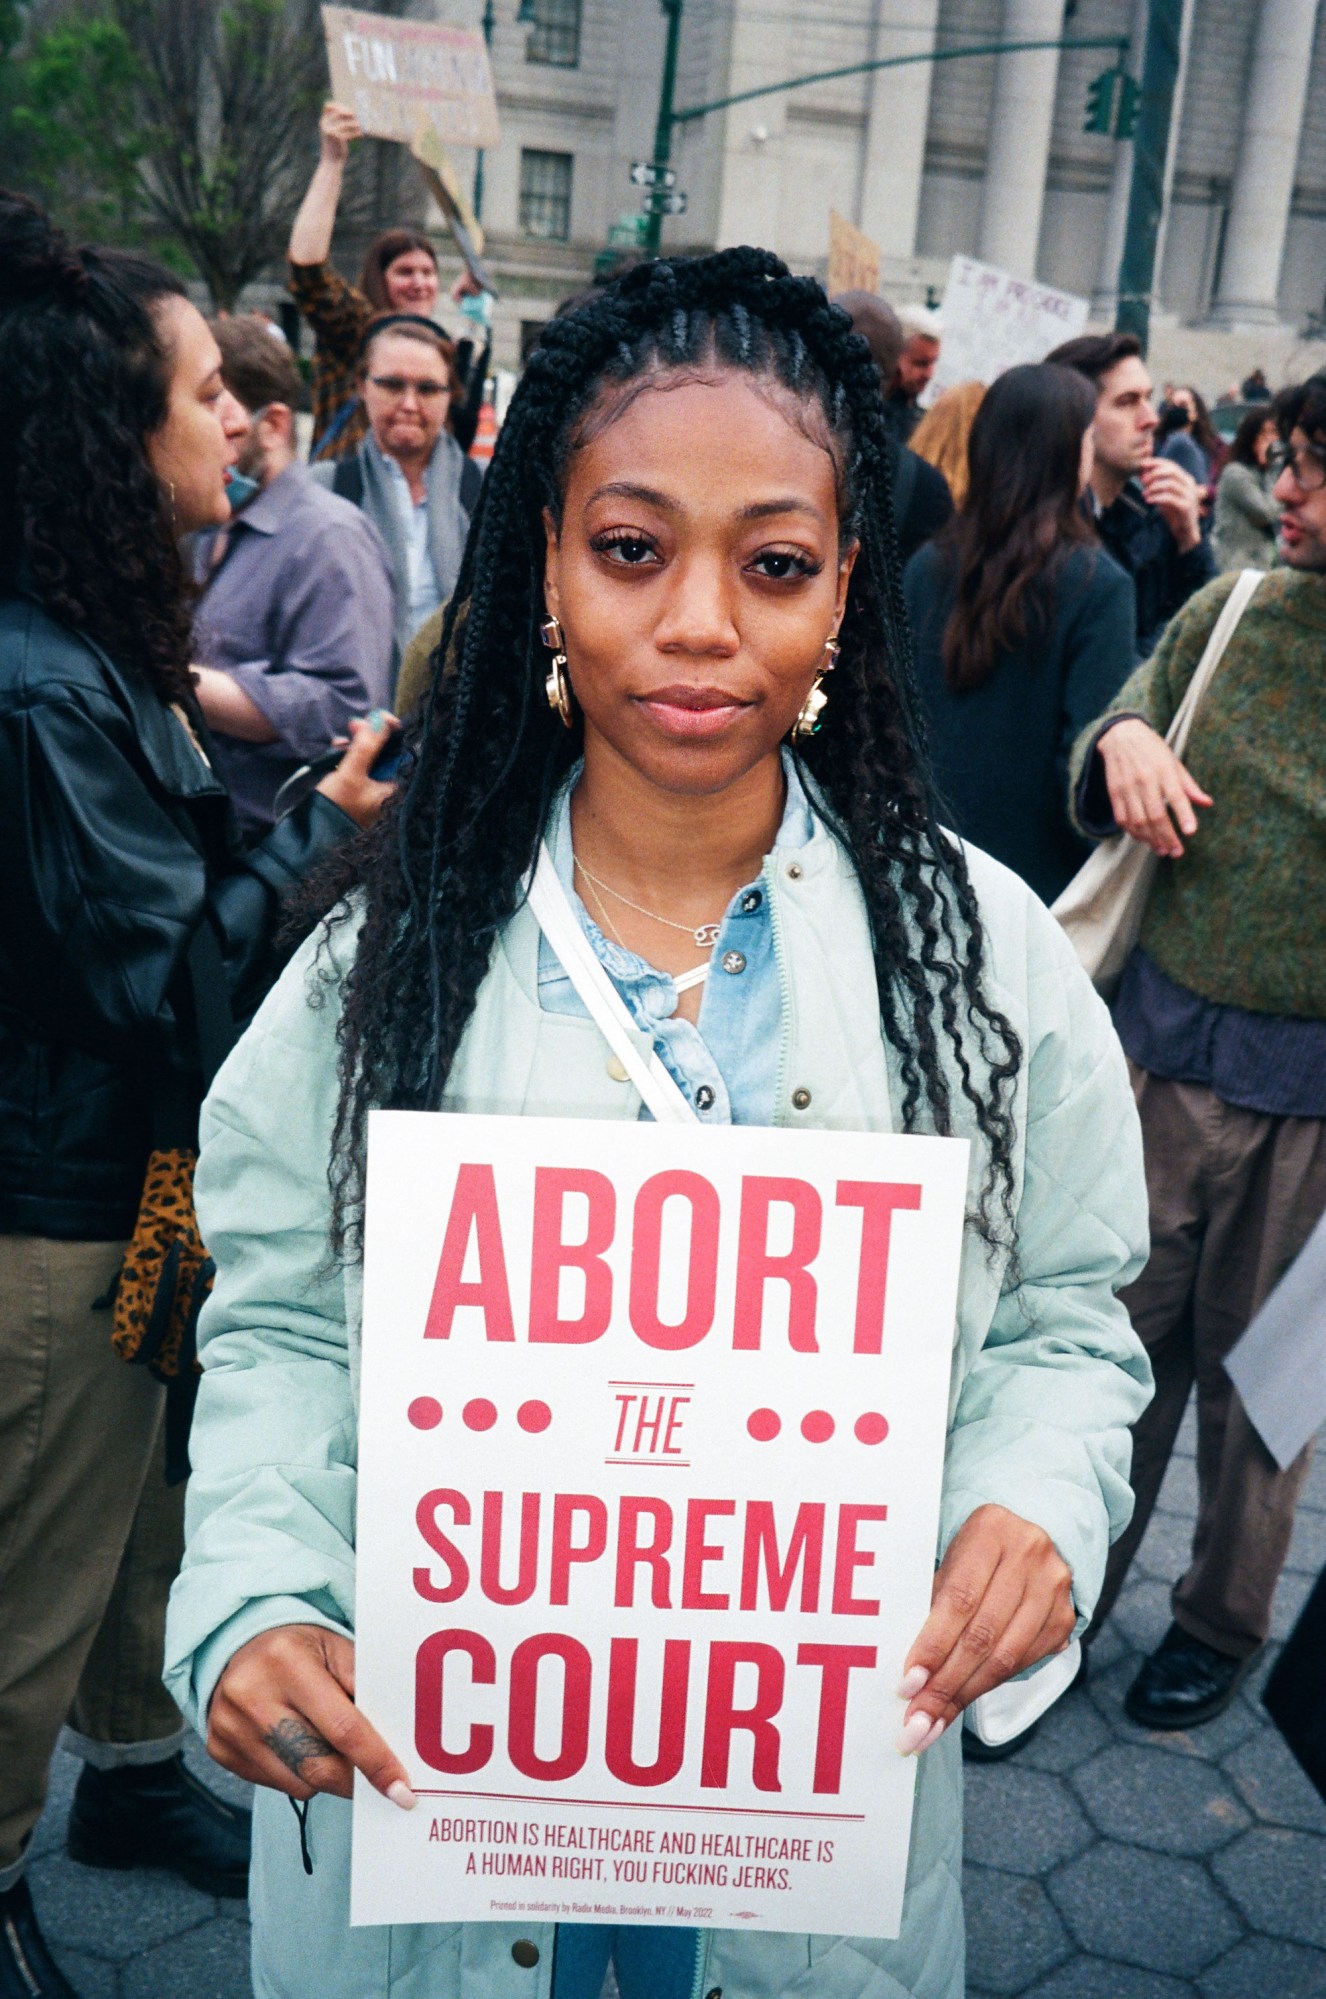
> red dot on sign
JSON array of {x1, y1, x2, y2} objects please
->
[
  {"x1": 463, "y1": 1398, "x2": 498, "y2": 1431},
  {"x1": 747, "y1": 1408, "x2": 781, "y2": 1442},
  {"x1": 517, "y1": 1400, "x2": 552, "y2": 1433},
  {"x1": 408, "y1": 1397, "x2": 442, "y2": 1430},
  {"x1": 855, "y1": 1412, "x2": 889, "y2": 1445},
  {"x1": 801, "y1": 1409, "x2": 835, "y2": 1444}
]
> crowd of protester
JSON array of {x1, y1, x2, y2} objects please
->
[{"x1": 1, "y1": 130, "x2": 1324, "y2": 1998}]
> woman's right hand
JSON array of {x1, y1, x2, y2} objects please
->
[
  {"x1": 208, "y1": 1624, "x2": 416, "y2": 1810},
  {"x1": 319, "y1": 100, "x2": 364, "y2": 166},
  {"x1": 1097, "y1": 717, "x2": 1213, "y2": 858},
  {"x1": 316, "y1": 712, "x2": 399, "y2": 830}
]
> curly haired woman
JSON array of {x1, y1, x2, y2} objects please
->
[
  {"x1": 0, "y1": 189, "x2": 395, "y2": 1997},
  {"x1": 165, "y1": 249, "x2": 1152, "y2": 1999}
]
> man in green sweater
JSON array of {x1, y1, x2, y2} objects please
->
[{"x1": 1069, "y1": 376, "x2": 1326, "y2": 1729}]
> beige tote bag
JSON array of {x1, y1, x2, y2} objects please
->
[{"x1": 1052, "y1": 566, "x2": 1263, "y2": 997}]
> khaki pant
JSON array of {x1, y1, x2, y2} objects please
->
[
  {"x1": 1092, "y1": 1068, "x2": 1326, "y2": 1660},
  {"x1": 0, "y1": 1236, "x2": 186, "y2": 1884}
]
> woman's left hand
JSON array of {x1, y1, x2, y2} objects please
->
[{"x1": 895, "y1": 1504, "x2": 1075, "y2": 1755}]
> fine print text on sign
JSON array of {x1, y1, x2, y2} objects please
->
[
  {"x1": 352, "y1": 1112, "x2": 968, "y2": 1938},
  {"x1": 322, "y1": 5, "x2": 500, "y2": 151},
  {"x1": 925, "y1": 254, "x2": 1089, "y2": 406}
]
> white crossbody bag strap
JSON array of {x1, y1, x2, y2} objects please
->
[
  {"x1": 526, "y1": 843, "x2": 701, "y2": 1128},
  {"x1": 1165, "y1": 565, "x2": 1263, "y2": 758}
]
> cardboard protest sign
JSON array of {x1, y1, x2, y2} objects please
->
[
  {"x1": 322, "y1": 6, "x2": 499, "y2": 151},
  {"x1": 827, "y1": 211, "x2": 881, "y2": 299},
  {"x1": 352, "y1": 1111, "x2": 967, "y2": 1938},
  {"x1": 925, "y1": 254, "x2": 1089, "y2": 405}
]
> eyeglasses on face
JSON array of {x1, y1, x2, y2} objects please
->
[
  {"x1": 1267, "y1": 440, "x2": 1326, "y2": 492},
  {"x1": 366, "y1": 375, "x2": 450, "y2": 400}
]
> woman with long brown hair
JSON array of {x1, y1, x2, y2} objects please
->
[{"x1": 903, "y1": 362, "x2": 1136, "y2": 904}]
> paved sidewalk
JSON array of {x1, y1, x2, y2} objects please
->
[{"x1": 30, "y1": 1403, "x2": 1326, "y2": 1998}]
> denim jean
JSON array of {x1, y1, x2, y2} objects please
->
[{"x1": 550, "y1": 1923, "x2": 702, "y2": 1999}]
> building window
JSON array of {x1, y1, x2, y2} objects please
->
[
  {"x1": 519, "y1": 149, "x2": 573, "y2": 242},
  {"x1": 526, "y1": 0, "x2": 580, "y2": 68}
]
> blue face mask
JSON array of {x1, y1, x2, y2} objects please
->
[{"x1": 223, "y1": 466, "x2": 261, "y2": 511}]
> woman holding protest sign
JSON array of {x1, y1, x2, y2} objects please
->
[
  {"x1": 165, "y1": 249, "x2": 1151, "y2": 1999},
  {"x1": 287, "y1": 101, "x2": 488, "y2": 461}
]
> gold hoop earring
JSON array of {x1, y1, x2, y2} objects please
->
[
  {"x1": 792, "y1": 635, "x2": 840, "y2": 741},
  {"x1": 540, "y1": 614, "x2": 573, "y2": 728}
]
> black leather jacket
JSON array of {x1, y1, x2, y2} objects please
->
[{"x1": 0, "y1": 594, "x2": 354, "y2": 1240}]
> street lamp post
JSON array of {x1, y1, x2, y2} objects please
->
[
  {"x1": 641, "y1": 0, "x2": 685, "y2": 259},
  {"x1": 1114, "y1": 0, "x2": 1184, "y2": 353}
]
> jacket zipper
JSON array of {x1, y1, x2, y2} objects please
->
[{"x1": 689, "y1": 1927, "x2": 708, "y2": 1999}]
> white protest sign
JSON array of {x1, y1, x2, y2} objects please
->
[
  {"x1": 322, "y1": 6, "x2": 500, "y2": 151},
  {"x1": 925, "y1": 255, "x2": 1090, "y2": 405},
  {"x1": 352, "y1": 1111, "x2": 967, "y2": 1938}
]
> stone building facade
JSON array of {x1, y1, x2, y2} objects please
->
[{"x1": 437, "y1": 0, "x2": 1326, "y2": 381}]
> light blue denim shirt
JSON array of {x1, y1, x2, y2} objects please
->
[{"x1": 536, "y1": 752, "x2": 814, "y2": 1126}]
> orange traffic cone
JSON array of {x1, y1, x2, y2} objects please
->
[{"x1": 470, "y1": 399, "x2": 498, "y2": 465}]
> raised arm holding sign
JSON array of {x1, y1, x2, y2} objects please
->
[{"x1": 166, "y1": 247, "x2": 1152, "y2": 1999}]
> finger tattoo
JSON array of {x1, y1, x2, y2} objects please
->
[{"x1": 264, "y1": 1716, "x2": 336, "y2": 1778}]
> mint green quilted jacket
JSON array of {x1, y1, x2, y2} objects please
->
[{"x1": 165, "y1": 818, "x2": 1151, "y2": 1999}]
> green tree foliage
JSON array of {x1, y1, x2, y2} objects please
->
[
  {"x1": 0, "y1": 4, "x2": 141, "y2": 238},
  {"x1": 1, "y1": 0, "x2": 328, "y2": 307}
]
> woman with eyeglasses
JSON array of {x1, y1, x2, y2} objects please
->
[
  {"x1": 310, "y1": 316, "x2": 483, "y2": 670},
  {"x1": 287, "y1": 102, "x2": 490, "y2": 462}
]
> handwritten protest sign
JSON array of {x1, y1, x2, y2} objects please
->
[
  {"x1": 925, "y1": 254, "x2": 1089, "y2": 405},
  {"x1": 322, "y1": 6, "x2": 499, "y2": 151},
  {"x1": 352, "y1": 1111, "x2": 968, "y2": 1937},
  {"x1": 827, "y1": 211, "x2": 881, "y2": 299}
]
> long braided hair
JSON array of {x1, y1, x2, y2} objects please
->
[{"x1": 310, "y1": 247, "x2": 1022, "y2": 1255}]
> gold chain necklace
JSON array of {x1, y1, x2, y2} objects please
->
[
  {"x1": 574, "y1": 855, "x2": 723, "y2": 949},
  {"x1": 574, "y1": 863, "x2": 711, "y2": 993}
]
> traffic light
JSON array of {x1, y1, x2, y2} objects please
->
[
  {"x1": 1084, "y1": 69, "x2": 1116, "y2": 135},
  {"x1": 1115, "y1": 74, "x2": 1141, "y2": 140}
]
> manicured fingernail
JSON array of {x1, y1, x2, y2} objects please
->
[
  {"x1": 917, "y1": 1717, "x2": 946, "y2": 1754},
  {"x1": 896, "y1": 1711, "x2": 933, "y2": 1756},
  {"x1": 387, "y1": 1780, "x2": 417, "y2": 1811},
  {"x1": 367, "y1": 708, "x2": 387, "y2": 730},
  {"x1": 897, "y1": 1666, "x2": 929, "y2": 1699}
]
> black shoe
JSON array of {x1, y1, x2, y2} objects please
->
[
  {"x1": 1123, "y1": 1623, "x2": 1259, "y2": 1730},
  {"x1": 67, "y1": 1753, "x2": 251, "y2": 1898},
  {"x1": 0, "y1": 1878, "x2": 79, "y2": 1998}
]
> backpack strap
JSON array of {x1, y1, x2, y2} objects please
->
[{"x1": 331, "y1": 454, "x2": 365, "y2": 508}]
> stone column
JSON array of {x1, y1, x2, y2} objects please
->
[
  {"x1": 712, "y1": 4, "x2": 795, "y2": 251},
  {"x1": 1208, "y1": 0, "x2": 1321, "y2": 328},
  {"x1": 857, "y1": 0, "x2": 941, "y2": 263},
  {"x1": 977, "y1": 0, "x2": 1065, "y2": 278}
]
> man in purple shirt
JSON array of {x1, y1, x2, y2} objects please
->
[{"x1": 192, "y1": 317, "x2": 394, "y2": 835}]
